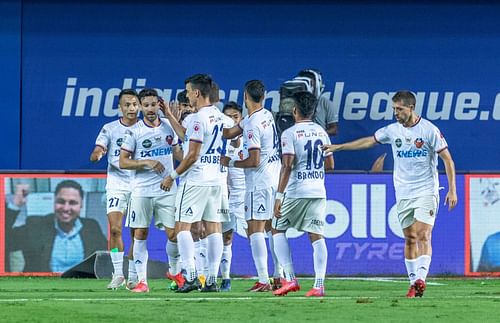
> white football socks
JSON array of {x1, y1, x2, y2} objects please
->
[
  {"x1": 177, "y1": 230, "x2": 197, "y2": 282},
  {"x1": 220, "y1": 243, "x2": 233, "y2": 280},
  {"x1": 133, "y1": 239, "x2": 148, "y2": 283},
  {"x1": 250, "y1": 232, "x2": 269, "y2": 284},
  {"x1": 312, "y1": 239, "x2": 327, "y2": 288}
]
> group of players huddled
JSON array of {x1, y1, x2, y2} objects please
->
[
  {"x1": 90, "y1": 71, "x2": 458, "y2": 298},
  {"x1": 90, "y1": 73, "x2": 331, "y2": 297}
]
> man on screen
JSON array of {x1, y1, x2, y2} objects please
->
[{"x1": 6, "y1": 180, "x2": 107, "y2": 273}]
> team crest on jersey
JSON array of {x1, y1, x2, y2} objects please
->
[
  {"x1": 116, "y1": 138, "x2": 123, "y2": 147},
  {"x1": 247, "y1": 130, "x2": 254, "y2": 140},
  {"x1": 282, "y1": 136, "x2": 288, "y2": 148},
  {"x1": 193, "y1": 122, "x2": 201, "y2": 132},
  {"x1": 414, "y1": 138, "x2": 424, "y2": 148},
  {"x1": 405, "y1": 137, "x2": 412, "y2": 144},
  {"x1": 257, "y1": 204, "x2": 266, "y2": 213},
  {"x1": 142, "y1": 139, "x2": 152, "y2": 148},
  {"x1": 395, "y1": 138, "x2": 402, "y2": 148},
  {"x1": 166, "y1": 135, "x2": 173, "y2": 145}
]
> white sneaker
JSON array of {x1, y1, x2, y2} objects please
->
[
  {"x1": 126, "y1": 279, "x2": 139, "y2": 290},
  {"x1": 107, "y1": 274, "x2": 125, "y2": 290}
]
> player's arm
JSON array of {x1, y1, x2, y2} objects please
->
[
  {"x1": 223, "y1": 124, "x2": 243, "y2": 140},
  {"x1": 326, "y1": 122, "x2": 338, "y2": 136},
  {"x1": 166, "y1": 115, "x2": 187, "y2": 141},
  {"x1": 119, "y1": 149, "x2": 165, "y2": 174},
  {"x1": 172, "y1": 144, "x2": 183, "y2": 162},
  {"x1": 324, "y1": 154, "x2": 334, "y2": 172},
  {"x1": 221, "y1": 148, "x2": 260, "y2": 168},
  {"x1": 160, "y1": 140, "x2": 201, "y2": 191},
  {"x1": 160, "y1": 100, "x2": 187, "y2": 140},
  {"x1": 439, "y1": 148, "x2": 458, "y2": 210},
  {"x1": 322, "y1": 136, "x2": 377, "y2": 153},
  {"x1": 274, "y1": 154, "x2": 294, "y2": 218},
  {"x1": 89, "y1": 145, "x2": 107, "y2": 162}
]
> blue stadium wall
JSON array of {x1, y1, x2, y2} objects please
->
[{"x1": 0, "y1": 0, "x2": 499, "y2": 171}]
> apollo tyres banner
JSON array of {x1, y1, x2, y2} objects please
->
[{"x1": 16, "y1": 1, "x2": 500, "y2": 171}]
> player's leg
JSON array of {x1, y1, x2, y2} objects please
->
[
  {"x1": 246, "y1": 189, "x2": 273, "y2": 292},
  {"x1": 265, "y1": 220, "x2": 283, "y2": 290},
  {"x1": 126, "y1": 228, "x2": 138, "y2": 289},
  {"x1": 302, "y1": 198, "x2": 327, "y2": 297},
  {"x1": 191, "y1": 221, "x2": 207, "y2": 286},
  {"x1": 220, "y1": 226, "x2": 233, "y2": 292},
  {"x1": 128, "y1": 196, "x2": 153, "y2": 293},
  {"x1": 175, "y1": 184, "x2": 206, "y2": 292},
  {"x1": 397, "y1": 198, "x2": 419, "y2": 297},
  {"x1": 272, "y1": 198, "x2": 306, "y2": 296},
  {"x1": 200, "y1": 185, "x2": 227, "y2": 292},
  {"x1": 154, "y1": 194, "x2": 184, "y2": 290},
  {"x1": 105, "y1": 191, "x2": 129, "y2": 289},
  {"x1": 413, "y1": 195, "x2": 438, "y2": 297},
  {"x1": 107, "y1": 211, "x2": 125, "y2": 289}
]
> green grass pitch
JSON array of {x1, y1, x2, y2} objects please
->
[{"x1": 1, "y1": 277, "x2": 499, "y2": 322}]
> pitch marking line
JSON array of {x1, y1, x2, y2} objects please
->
[{"x1": 1, "y1": 295, "x2": 499, "y2": 302}]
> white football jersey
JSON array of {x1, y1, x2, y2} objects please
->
[
  {"x1": 121, "y1": 118, "x2": 178, "y2": 197},
  {"x1": 281, "y1": 121, "x2": 332, "y2": 198},
  {"x1": 227, "y1": 135, "x2": 246, "y2": 193},
  {"x1": 218, "y1": 114, "x2": 235, "y2": 186},
  {"x1": 241, "y1": 108, "x2": 281, "y2": 191},
  {"x1": 178, "y1": 114, "x2": 195, "y2": 185},
  {"x1": 183, "y1": 105, "x2": 225, "y2": 186},
  {"x1": 94, "y1": 119, "x2": 135, "y2": 192},
  {"x1": 374, "y1": 117, "x2": 448, "y2": 201}
]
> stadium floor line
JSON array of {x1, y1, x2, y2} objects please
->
[
  {"x1": 234, "y1": 277, "x2": 446, "y2": 285},
  {"x1": 2, "y1": 295, "x2": 500, "y2": 302}
]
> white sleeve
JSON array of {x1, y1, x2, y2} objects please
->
[
  {"x1": 95, "y1": 124, "x2": 110, "y2": 149},
  {"x1": 374, "y1": 125, "x2": 391, "y2": 144},
  {"x1": 120, "y1": 128, "x2": 136, "y2": 153},
  {"x1": 281, "y1": 129, "x2": 295, "y2": 156},
  {"x1": 244, "y1": 119, "x2": 262, "y2": 151}
]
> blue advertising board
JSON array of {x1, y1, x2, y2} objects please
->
[
  {"x1": 11, "y1": 1, "x2": 500, "y2": 171},
  {"x1": 119, "y1": 174, "x2": 465, "y2": 276},
  {"x1": 0, "y1": 0, "x2": 21, "y2": 169}
]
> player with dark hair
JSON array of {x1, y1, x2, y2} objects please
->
[
  {"x1": 323, "y1": 90, "x2": 457, "y2": 298},
  {"x1": 120, "y1": 88, "x2": 182, "y2": 293},
  {"x1": 272, "y1": 91, "x2": 334, "y2": 297},
  {"x1": 222, "y1": 80, "x2": 281, "y2": 292},
  {"x1": 161, "y1": 74, "x2": 228, "y2": 293},
  {"x1": 90, "y1": 88, "x2": 140, "y2": 290}
]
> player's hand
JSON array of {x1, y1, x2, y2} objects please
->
[
  {"x1": 13, "y1": 184, "x2": 30, "y2": 207},
  {"x1": 220, "y1": 156, "x2": 230, "y2": 167},
  {"x1": 321, "y1": 144, "x2": 340, "y2": 153},
  {"x1": 147, "y1": 160, "x2": 165, "y2": 175},
  {"x1": 90, "y1": 147, "x2": 107, "y2": 162},
  {"x1": 274, "y1": 199, "x2": 282, "y2": 218},
  {"x1": 160, "y1": 176, "x2": 174, "y2": 192},
  {"x1": 168, "y1": 101, "x2": 182, "y2": 121},
  {"x1": 444, "y1": 190, "x2": 458, "y2": 211},
  {"x1": 158, "y1": 97, "x2": 167, "y2": 116}
]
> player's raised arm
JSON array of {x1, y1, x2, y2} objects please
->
[
  {"x1": 222, "y1": 123, "x2": 243, "y2": 140},
  {"x1": 322, "y1": 136, "x2": 377, "y2": 153}
]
